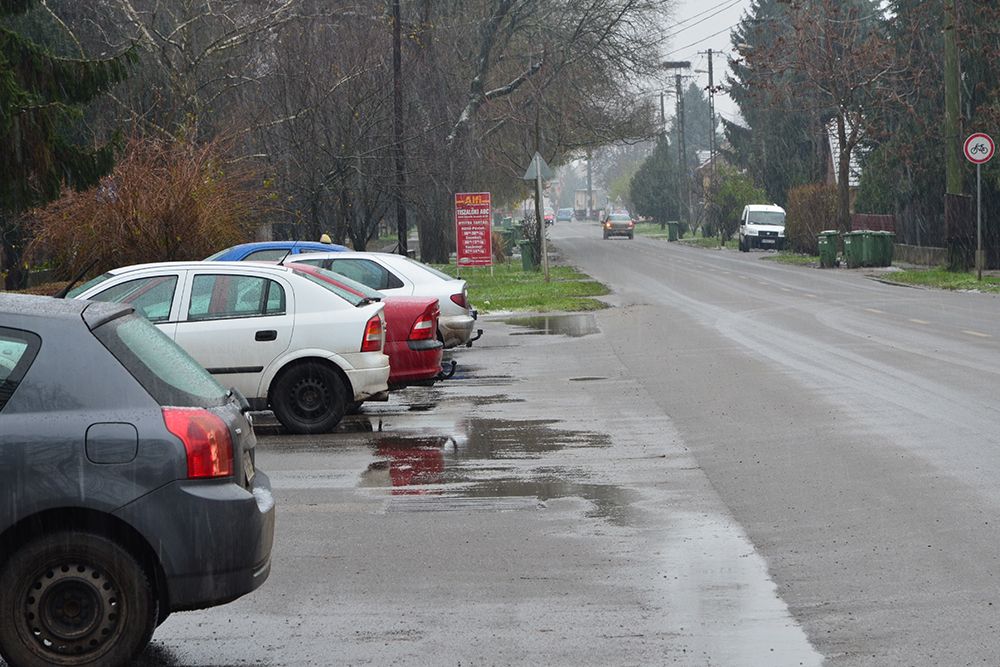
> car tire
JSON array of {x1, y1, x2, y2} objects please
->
[
  {"x1": 0, "y1": 531, "x2": 157, "y2": 667},
  {"x1": 271, "y1": 361, "x2": 346, "y2": 434},
  {"x1": 628, "y1": 232, "x2": 634, "y2": 240},
  {"x1": 603, "y1": 232, "x2": 609, "y2": 240},
  {"x1": 739, "y1": 237, "x2": 748, "y2": 252},
  {"x1": 346, "y1": 401, "x2": 364, "y2": 415}
]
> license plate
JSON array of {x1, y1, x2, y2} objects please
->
[
  {"x1": 243, "y1": 450, "x2": 256, "y2": 485},
  {"x1": 761, "y1": 238, "x2": 775, "y2": 244}
]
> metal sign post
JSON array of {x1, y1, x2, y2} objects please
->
[
  {"x1": 522, "y1": 152, "x2": 552, "y2": 282},
  {"x1": 963, "y1": 133, "x2": 995, "y2": 281}
]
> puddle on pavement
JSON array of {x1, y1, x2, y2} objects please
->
[
  {"x1": 358, "y1": 420, "x2": 635, "y2": 525},
  {"x1": 504, "y1": 313, "x2": 600, "y2": 337}
]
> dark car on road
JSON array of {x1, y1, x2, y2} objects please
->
[
  {"x1": 0, "y1": 294, "x2": 275, "y2": 667},
  {"x1": 602, "y1": 211, "x2": 635, "y2": 239}
]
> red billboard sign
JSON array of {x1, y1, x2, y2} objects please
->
[{"x1": 454, "y1": 192, "x2": 492, "y2": 267}]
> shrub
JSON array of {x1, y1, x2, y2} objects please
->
[
  {"x1": 28, "y1": 136, "x2": 264, "y2": 279},
  {"x1": 786, "y1": 183, "x2": 838, "y2": 254}
]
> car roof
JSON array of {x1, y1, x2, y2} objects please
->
[
  {"x1": 105, "y1": 260, "x2": 299, "y2": 276},
  {"x1": 222, "y1": 240, "x2": 349, "y2": 253},
  {"x1": 745, "y1": 204, "x2": 785, "y2": 212}
]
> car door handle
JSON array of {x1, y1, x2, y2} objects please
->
[{"x1": 255, "y1": 330, "x2": 277, "y2": 342}]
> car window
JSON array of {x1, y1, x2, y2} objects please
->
[
  {"x1": 399, "y1": 256, "x2": 453, "y2": 282},
  {"x1": 0, "y1": 327, "x2": 41, "y2": 411},
  {"x1": 93, "y1": 313, "x2": 228, "y2": 407},
  {"x1": 243, "y1": 248, "x2": 290, "y2": 261},
  {"x1": 746, "y1": 211, "x2": 786, "y2": 226},
  {"x1": 326, "y1": 259, "x2": 403, "y2": 290},
  {"x1": 291, "y1": 267, "x2": 369, "y2": 306},
  {"x1": 65, "y1": 272, "x2": 114, "y2": 298},
  {"x1": 90, "y1": 275, "x2": 178, "y2": 322},
  {"x1": 188, "y1": 274, "x2": 286, "y2": 320}
]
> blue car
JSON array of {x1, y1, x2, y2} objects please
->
[{"x1": 205, "y1": 240, "x2": 348, "y2": 262}]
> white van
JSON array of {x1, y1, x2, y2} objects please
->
[{"x1": 738, "y1": 204, "x2": 786, "y2": 252}]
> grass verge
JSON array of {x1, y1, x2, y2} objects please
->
[
  {"x1": 678, "y1": 236, "x2": 737, "y2": 250},
  {"x1": 762, "y1": 252, "x2": 819, "y2": 266},
  {"x1": 633, "y1": 222, "x2": 671, "y2": 240},
  {"x1": 434, "y1": 261, "x2": 610, "y2": 314},
  {"x1": 878, "y1": 268, "x2": 1000, "y2": 293}
]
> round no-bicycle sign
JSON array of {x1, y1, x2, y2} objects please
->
[{"x1": 964, "y1": 133, "x2": 995, "y2": 164}]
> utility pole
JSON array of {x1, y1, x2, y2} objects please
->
[
  {"x1": 675, "y1": 73, "x2": 687, "y2": 228},
  {"x1": 586, "y1": 150, "x2": 593, "y2": 220},
  {"x1": 702, "y1": 48, "x2": 720, "y2": 245},
  {"x1": 391, "y1": 0, "x2": 408, "y2": 256},
  {"x1": 944, "y1": 0, "x2": 962, "y2": 196},
  {"x1": 662, "y1": 61, "x2": 691, "y2": 231}
]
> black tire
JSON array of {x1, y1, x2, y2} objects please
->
[
  {"x1": 346, "y1": 401, "x2": 364, "y2": 415},
  {"x1": 739, "y1": 236, "x2": 748, "y2": 252},
  {"x1": 270, "y1": 361, "x2": 346, "y2": 434},
  {"x1": 603, "y1": 232, "x2": 609, "y2": 240},
  {"x1": 628, "y1": 232, "x2": 634, "y2": 240},
  {"x1": 0, "y1": 531, "x2": 157, "y2": 667}
]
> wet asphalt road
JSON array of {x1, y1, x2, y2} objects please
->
[{"x1": 131, "y1": 222, "x2": 1000, "y2": 666}]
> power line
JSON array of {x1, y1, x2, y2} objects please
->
[
  {"x1": 665, "y1": 22, "x2": 741, "y2": 56},
  {"x1": 670, "y1": 0, "x2": 743, "y2": 29},
  {"x1": 667, "y1": 0, "x2": 744, "y2": 39}
]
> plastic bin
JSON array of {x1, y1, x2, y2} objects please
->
[
  {"x1": 818, "y1": 230, "x2": 839, "y2": 268},
  {"x1": 518, "y1": 239, "x2": 538, "y2": 270},
  {"x1": 666, "y1": 221, "x2": 679, "y2": 241},
  {"x1": 842, "y1": 231, "x2": 863, "y2": 268},
  {"x1": 873, "y1": 231, "x2": 895, "y2": 266}
]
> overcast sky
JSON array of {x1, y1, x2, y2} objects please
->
[{"x1": 664, "y1": 0, "x2": 751, "y2": 126}]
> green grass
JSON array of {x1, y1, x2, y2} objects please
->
[
  {"x1": 633, "y1": 222, "x2": 671, "y2": 240},
  {"x1": 879, "y1": 268, "x2": 1000, "y2": 293},
  {"x1": 678, "y1": 235, "x2": 737, "y2": 250},
  {"x1": 433, "y1": 261, "x2": 610, "y2": 314},
  {"x1": 762, "y1": 252, "x2": 819, "y2": 266}
]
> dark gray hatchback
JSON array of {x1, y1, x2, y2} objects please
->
[{"x1": 0, "y1": 294, "x2": 275, "y2": 667}]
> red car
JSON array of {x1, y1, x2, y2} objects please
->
[{"x1": 286, "y1": 263, "x2": 443, "y2": 390}]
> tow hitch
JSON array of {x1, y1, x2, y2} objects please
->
[
  {"x1": 437, "y1": 360, "x2": 457, "y2": 380},
  {"x1": 466, "y1": 328, "x2": 484, "y2": 347}
]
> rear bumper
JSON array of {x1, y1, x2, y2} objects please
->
[
  {"x1": 439, "y1": 314, "x2": 476, "y2": 348},
  {"x1": 341, "y1": 352, "x2": 391, "y2": 400},
  {"x1": 386, "y1": 339, "x2": 443, "y2": 387},
  {"x1": 113, "y1": 471, "x2": 276, "y2": 612}
]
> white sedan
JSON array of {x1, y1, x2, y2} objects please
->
[
  {"x1": 69, "y1": 261, "x2": 390, "y2": 433},
  {"x1": 291, "y1": 251, "x2": 481, "y2": 348}
]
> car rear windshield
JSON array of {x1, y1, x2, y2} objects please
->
[
  {"x1": 609, "y1": 213, "x2": 632, "y2": 221},
  {"x1": 293, "y1": 268, "x2": 370, "y2": 306},
  {"x1": 65, "y1": 272, "x2": 114, "y2": 298},
  {"x1": 293, "y1": 265, "x2": 383, "y2": 301},
  {"x1": 400, "y1": 256, "x2": 454, "y2": 282},
  {"x1": 747, "y1": 211, "x2": 786, "y2": 226},
  {"x1": 93, "y1": 313, "x2": 228, "y2": 407}
]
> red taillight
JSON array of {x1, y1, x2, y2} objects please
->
[
  {"x1": 162, "y1": 407, "x2": 233, "y2": 479},
  {"x1": 409, "y1": 303, "x2": 439, "y2": 341},
  {"x1": 361, "y1": 314, "x2": 384, "y2": 352},
  {"x1": 450, "y1": 291, "x2": 468, "y2": 309}
]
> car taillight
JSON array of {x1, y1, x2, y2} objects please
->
[
  {"x1": 450, "y1": 291, "x2": 468, "y2": 309},
  {"x1": 361, "y1": 314, "x2": 384, "y2": 352},
  {"x1": 409, "y1": 304, "x2": 439, "y2": 341},
  {"x1": 162, "y1": 407, "x2": 234, "y2": 479}
]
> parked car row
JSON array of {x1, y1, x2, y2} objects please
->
[
  {"x1": 0, "y1": 240, "x2": 483, "y2": 666},
  {"x1": 65, "y1": 242, "x2": 481, "y2": 435}
]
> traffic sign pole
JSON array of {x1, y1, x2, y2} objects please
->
[
  {"x1": 977, "y1": 163, "x2": 982, "y2": 281},
  {"x1": 963, "y1": 133, "x2": 994, "y2": 281}
]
